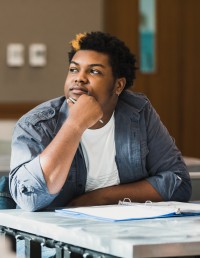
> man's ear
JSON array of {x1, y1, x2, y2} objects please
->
[{"x1": 115, "y1": 77, "x2": 126, "y2": 96}]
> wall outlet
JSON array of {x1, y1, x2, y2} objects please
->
[{"x1": 29, "y1": 43, "x2": 47, "y2": 67}]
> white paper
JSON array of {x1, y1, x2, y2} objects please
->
[{"x1": 55, "y1": 201, "x2": 200, "y2": 222}]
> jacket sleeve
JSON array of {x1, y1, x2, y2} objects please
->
[
  {"x1": 9, "y1": 117, "x2": 58, "y2": 211},
  {"x1": 143, "y1": 101, "x2": 192, "y2": 201}
]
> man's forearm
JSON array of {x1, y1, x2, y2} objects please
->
[
  {"x1": 40, "y1": 95, "x2": 104, "y2": 195},
  {"x1": 40, "y1": 120, "x2": 84, "y2": 194},
  {"x1": 68, "y1": 180, "x2": 163, "y2": 207}
]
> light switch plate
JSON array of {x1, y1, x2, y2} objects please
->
[{"x1": 7, "y1": 43, "x2": 25, "y2": 67}]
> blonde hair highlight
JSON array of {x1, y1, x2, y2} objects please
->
[{"x1": 70, "y1": 33, "x2": 87, "y2": 51}]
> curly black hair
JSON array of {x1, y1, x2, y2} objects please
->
[{"x1": 68, "y1": 31, "x2": 137, "y2": 89}]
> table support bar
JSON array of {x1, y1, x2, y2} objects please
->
[{"x1": 0, "y1": 226, "x2": 116, "y2": 258}]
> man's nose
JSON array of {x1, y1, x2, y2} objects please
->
[{"x1": 75, "y1": 72, "x2": 88, "y2": 84}]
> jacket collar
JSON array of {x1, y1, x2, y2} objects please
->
[
  {"x1": 54, "y1": 97, "x2": 68, "y2": 135},
  {"x1": 117, "y1": 90, "x2": 148, "y2": 119}
]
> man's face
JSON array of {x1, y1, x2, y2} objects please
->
[{"x1": 64, "y1": 50, "x2": 122, "y2": 114}]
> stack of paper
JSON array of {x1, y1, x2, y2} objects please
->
[{"x1": 55, "y1": 201, "x2": 200, "y2": 222}]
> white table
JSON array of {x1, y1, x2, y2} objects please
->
[{"x1": 1, "y1": 209, "x2": 200, "y2": 258}]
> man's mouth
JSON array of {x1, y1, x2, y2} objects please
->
[{"x1": 70, "y1": 86, "x2": 89, "y2": 95}]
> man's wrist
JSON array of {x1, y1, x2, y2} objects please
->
[{"x1": 64, "y1": 118, "x2": 86, "y2": 135}]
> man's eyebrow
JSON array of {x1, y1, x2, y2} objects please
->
[
  {"x1": 70, "y1": 61, "x2": 105, "y2": 68},
  {"x1": 70, "y1": 61, "x2": 79, "y2": 65},
  {"x1": 90, "y1": 64, "x2": 105, "y2": 68}
]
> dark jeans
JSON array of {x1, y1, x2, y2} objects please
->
[{"x1": 0, "y1": 176, "x2": 16, "y2": 209}]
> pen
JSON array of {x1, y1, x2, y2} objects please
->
[{"x1": 68, "y1": 97, "x2": 104, "y2": 124}]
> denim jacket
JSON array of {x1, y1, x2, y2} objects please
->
[
  {"x1": 9, "y1": 91, "x2": 192, "y2": 211},
  {"x1": 0, "y1": 176, "x2": 16, "y2": 209}
]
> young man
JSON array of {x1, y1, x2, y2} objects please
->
[{"x1": 9, "y1": 31, "x2": 191, "y2": 211}]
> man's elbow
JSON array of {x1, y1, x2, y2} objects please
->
[{"x1": 170, "y1": 180, "x2": 192, "y2": 202}]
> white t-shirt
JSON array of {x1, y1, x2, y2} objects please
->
[{"x1": 81, "y1": 113, "x2": 120, "y2": 192}]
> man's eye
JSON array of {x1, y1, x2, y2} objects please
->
[
  {"x1": 69, "y1": 67, "x2": 78, "y2": 73},
  {"x1": 90, "y1": 69, "x2": 102, "y2": 75}
]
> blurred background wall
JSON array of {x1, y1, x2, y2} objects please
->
[
  {"x1": 105, "y1": 0, "x2": 200, "y2": 158},
  {"x1": 0, "y1": 0, "x2": 103, "y2": 102},
  {"x1": 0, "y1": 0, "x2": 199, "y2": 158}
]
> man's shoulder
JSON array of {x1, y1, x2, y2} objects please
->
[
  {"x1": 119, "y1": 90, "x2": 149, "y2": 111},
  {"x1": 33, "y1": 96, "x2": 66, "y2": 111},
  {"x1": 18, "y1": 96, "x2": 66, "y2": 125}
]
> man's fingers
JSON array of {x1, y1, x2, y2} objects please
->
[{"x1": 66, "y1": 99, "x2": 74, "y2": 107}]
